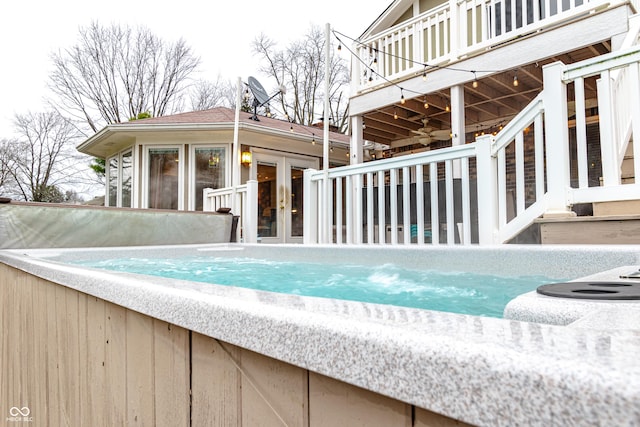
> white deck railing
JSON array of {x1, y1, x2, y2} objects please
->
[
  {"x1": 203, "y1": 181, "x2": 258, "y2": 243},
  {"x1": 355, "y1": 0, "x2": 617, "y2": 90},
  {"x1": 307, "y1": 45, "x2": 640, "y2": 245},
  {"x1": 303, "y1": 146, "x2": 480, "y2": 245}
]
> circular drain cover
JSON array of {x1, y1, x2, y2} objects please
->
[{"x1": 537, "y1": 282, "x2": 640, "y2": 300}]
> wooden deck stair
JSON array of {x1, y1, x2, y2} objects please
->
[{"x1": 535, "y1": 141, "x2": 639, "y2": 244}]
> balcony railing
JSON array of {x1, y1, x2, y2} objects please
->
[{"x1": 354, "y1": 0, "x2": 618, "y2": 90}]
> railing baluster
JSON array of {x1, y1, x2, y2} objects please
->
[
  {"x1": 366, "y1": 172, "x2": 374, "y2": 244},
  {"x1": 574, "y1": 77, "x2": 589, "y2": 188},
  {"x1": 534, "y1": 115, "x2": 545, "y2": 200},
  {"x1": 402, "y1": 166, "x2": 411, "y2": 244},
  {"x1": 336, "y1": 177, "x2": 343, "y2": 244},
  {"x1": 415, "y1": 164, "x2": 425, "y2": 245},
  {"x1": 461, "y1": 157, "x2": 471, "y2": 245},
  {"x1": 631, "y1": 62, "x2": 640, "y2": 181},
  {"x1": 445, "y1": 160, "x2": 455, "y2": 243},
  {"x1": 430, "y1": 163, "x2": 440, "y2": 245},
  {"x1": 497, "y1": 148, "x2": 507, "y2": 227},
  {"x1": 377, "y1": 171, "x2": 386, "y2": 244},
  {"x1": 390, "y1": 168, "x2": 398, "y2": 244},
  {"x1": 516, "y1": 131, "x2": 525, "y2": 214}
]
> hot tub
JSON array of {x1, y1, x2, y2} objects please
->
[{"x1": 1, "y1": 244, "x2": 639, "y2": 426}]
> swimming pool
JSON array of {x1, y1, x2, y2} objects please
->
[
  {"x1": 70, "y1": 255, "x2": 563, "y2": 318},
  {"x1": 2, "y1": 243, "x2": 639, "y2": 426}
]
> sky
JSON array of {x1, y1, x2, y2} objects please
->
[{"x1": 0, "y1": 0, "x2": 391, "y2": 137}]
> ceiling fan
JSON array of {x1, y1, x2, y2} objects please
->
[{"x1": 410, "y1": 118, "x2": 451, "y2": 146}]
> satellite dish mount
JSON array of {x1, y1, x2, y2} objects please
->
[{"x1": 247, "y1": 76, "x2": 284, "y2": 121}]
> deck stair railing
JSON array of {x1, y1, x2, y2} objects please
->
[
  {"x1": 355, "y1": 0, "x2": 620, "y2": 91},
  {"x1": 562, "y1": 45, "x2": 640, "y2": 207},
  {"x1": 203, "y1": 181, "x2": 258, "y2": 243}
]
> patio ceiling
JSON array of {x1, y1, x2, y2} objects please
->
[{"x1": 362, "y1": 41, "x2": 611, "y2": 150}]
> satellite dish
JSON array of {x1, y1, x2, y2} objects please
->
[
  {"x1": 247, "y1": 76, "x2": 284, "y2": 121},
  {"x1": 248, "y1": 76, "x2": 270, "y2": 106}
]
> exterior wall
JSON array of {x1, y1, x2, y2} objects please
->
[{"x1": 0, "y1": 263, "x2": 469, "y2": 426}]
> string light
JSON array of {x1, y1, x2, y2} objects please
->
[
  {"x1": 312, "y1": 133, "x2": 316, "y2": 145},
  {"x1": 424, "y1": 96, "x2": 429, "y2": 109},
  {"x1": 332, "y1": 28, "x2": 523, "y2": 99},
  {"x1": 422, "y1": 67, "x2": 427, "y2": 81},
  {"x1": 400, "y1": 89, "x2": 406, "y2": 104},
  {"x1": 393, "y1": 107, "x2": 398, "y2": 120},
  {"x1": 513, "y1": 71, "x2": 519, "y2": 87}
]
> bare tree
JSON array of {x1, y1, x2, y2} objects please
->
[
  {"x1": 189, "y1": 77, "x2": 238, "y2": 111},
  {"x1": 2, "y1": 111, "x2": 93, "y2": 202},
  {"x1": 252, "y1": 25, "x2": 350, "y2": 131},
  {"x1": 0, "y1": 138, "x2": 16, "y2": 196},
  {"x1": 48, "y1": 22, "x2": 201, "y2": 133}
]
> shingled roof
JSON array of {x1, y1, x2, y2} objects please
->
[{"x1": 120, "y1": 106, "x2": 349, "y2": 142}]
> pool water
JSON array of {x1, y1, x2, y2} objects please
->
[{"x1": 73, "y1": 256, "x2": 564, "y2": 318}]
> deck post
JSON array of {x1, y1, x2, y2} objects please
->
[
  {"x1": 303, "y1": 169, "x2": 319, "y2": 244},
  {"x1": 542, "y1": 62, "x2": 574, "y2": 217},
  {"x1": 244, "y1": 180, "x2": 258, "y2": 244},
  {"x1": 475, "y1": 135, "x2": 498, "y2": 244}
]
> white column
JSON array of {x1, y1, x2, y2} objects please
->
[
  {"x1": 350, "y1": 115, "x2": 364, "y2": 165},
  {"x1": 450, "y1": 84, "x2": 465, "y2": 179},
  {"x1": 322, "y1": 23, "x2": 332, "y2": 243}
]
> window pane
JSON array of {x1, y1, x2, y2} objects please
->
[
  {"x1": 148, "y1": 148, "x2": 179, "y2": 209},
  {"x1": 108, "y1": 156, "x2": 118, "y2": 207},
  {"x1": 122, "y1": 151, "x2": 132, "y2": 208},
  {"x1": 194, "y1": 147, "x2": 226, "y2": 211}
]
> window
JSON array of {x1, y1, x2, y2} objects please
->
[
  {"x1": 148, "y1": 148, "x2": 180, "y2": 209},
  {"x1": 193, "y1": 147, "x2": 226, "y2": 210},
  {"x1": 107, "y1": 156, "x2": 118, "y2": 207},
  {"x1": 122, "y1": 151, "x2": 132, "y2": 208},
  {"x1": 106, "y1": 149, "x2": 133, "y2": 208}
]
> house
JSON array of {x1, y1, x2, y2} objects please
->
[
  {"x1": 76, "y1": 106, "x2": 351, "y2": 243},
  {"x1": 301, "y1": 0, "x2": 640, "y2": 244},
  {"x1": 79, "y1": 0, "x2": 640, "y2": 245}
]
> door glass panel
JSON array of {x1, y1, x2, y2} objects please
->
[
  {"x1": 108, "y1": 156, "x2": 118, "y2": 207},
  {"x1": 257, "y1": 163, "x2": 278, "y2": 238},
  {"x1": 290, "y1": 166, "x2": 305, "y2": 237},
  {"x1": 121, "y1": 151, "x2": 132, "y2": 208},
  {"x1": 194, "y1": 147, "x2": 226, "y2": 210},
  {"x1": 148, "y1": 148, "x2": 179, "y2": 209}
]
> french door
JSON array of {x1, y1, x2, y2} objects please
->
[{"x1": 252, "y1": 151, "x2": 318, "y2": 243}]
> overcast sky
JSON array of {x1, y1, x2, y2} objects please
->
[{"x1": 0, "y1": 0, "x2": 391, "y2": 137}]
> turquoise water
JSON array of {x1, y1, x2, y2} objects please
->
[{"x1": 72, "y1": 256, "x2": 563, "y2": 318}]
